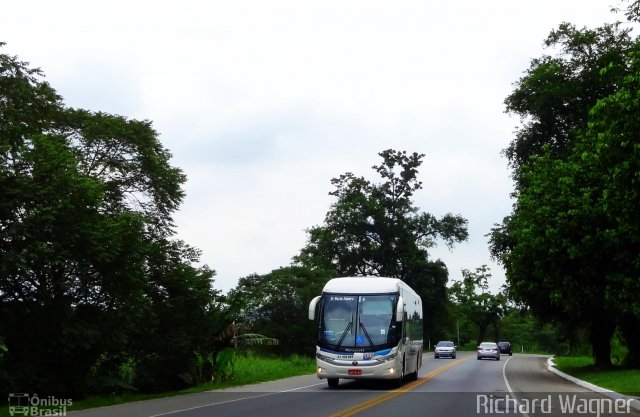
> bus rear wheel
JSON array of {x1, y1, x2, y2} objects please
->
[
  {"x1": 407, "y1": 358, "x2": 419, "y2": 381},
  {"x1": 327, "y1": 378, "x2": 339, "y2": 388}
]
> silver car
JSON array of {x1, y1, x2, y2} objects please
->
[
  {"x1": 477, "y1": 342, "x2": 500, "y2": 360},
  {"x1": 434, "y1": 341, "x2": 456, "y2": 359}
]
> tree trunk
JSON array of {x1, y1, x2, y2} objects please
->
[
  {"x1": 493, "y1": 321, "x2": 501, "y2": 342},
  {"x1": 591, "y1": 317, "x2": 615, "y2": 369},
  {"x1": 620, "y1": 314, "x2": 640, "y2": 368},
  {"x1": 476, "y1": 324, "x2": 487, "y2": 348}
]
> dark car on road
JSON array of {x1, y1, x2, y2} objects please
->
[{"x1": 497, "y1": 341, "x2": 512, "y2": 356}]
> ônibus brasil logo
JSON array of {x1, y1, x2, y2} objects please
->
[{"x1": 8, "y1": 393, "x2": 72, "y2": 416}]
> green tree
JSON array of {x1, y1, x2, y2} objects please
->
[
  {"x1": 489, "y1": 16, "x2": 640, "y2": 369},
  {"x1": 449, "y1": 266, "x2": 507, "y2": 347},
  {"x1": 491, "y1": 144, "x2": 633, "y2": 367},
  {"x1": 296, "y1": 149, "x2": 468, "y2": 340},
  {"x1": 0, "y1": 44, "x2": 221, "y2": 394},
  {"x1": 574, "y1": 41, "x2": 640, "y2": 366},
  {"x1": 503, "y1": 22, "x2": 634, "y2": 173},
  {"x1": 227, "y1": 266, "x2": 334, "y2": 356},
  {"x1": 499, "y1": 310, "x2": 576, "y2": 355}
]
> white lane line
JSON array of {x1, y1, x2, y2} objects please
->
[
  {"x1": 501, "y1": 356, "x2": 515, "y2": 394},
  {"x1": 502, "y1": 356, "x2": 529, "y2": 417},
  {"x1": 282, "y1": 382, "x2": 327, "y2": 392},
  {"x1": 146, "y1": 382, "x2": 325, "y2": 417}
]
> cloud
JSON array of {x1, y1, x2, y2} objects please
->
[{"x1": 1, "y1": 0, "x2": 617, "y2": 293}]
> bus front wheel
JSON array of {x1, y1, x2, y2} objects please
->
[
  {"x1": 327, "y1": 378, "x2": 339, "y2": 388},
  {"x1": 394, "y1": 358, "x2": 405, "y2": 387}
]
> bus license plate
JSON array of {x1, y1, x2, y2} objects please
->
[{"x1": 348, "y1": 369, "x2": 362, "y2": 376}]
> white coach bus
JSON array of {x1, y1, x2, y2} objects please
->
[{"x1": 308, "y1": 277, "x2": 423, "y2": 388}]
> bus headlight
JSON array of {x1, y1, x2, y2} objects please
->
[
  {"x1": 316, "y1": 353, "x2": 332, "y2": 363},
  {"x1": 376, "y1": 353, "x2": 397, "y2": 363}
]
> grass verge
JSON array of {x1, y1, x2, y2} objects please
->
[
  {"x1": 186, "y1": 353, "x2": 316, "y2": 392},
  {"x1": 553, "y1": 356, "x2": 640, "y2": 394},
  {"x1": 1, "y1": 353, "x2": 316, "y2": 414}
]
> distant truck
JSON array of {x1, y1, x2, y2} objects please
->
[{"x1": 308, "y1": 277, "x2": 423, "y2": 388}]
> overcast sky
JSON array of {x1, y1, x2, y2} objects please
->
[{"x1": 2, "y1": 1, "x2": 620, "y2": 293}]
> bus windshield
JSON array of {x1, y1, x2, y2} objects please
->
[{"x1": 319, "y1": 294, "x2": 399, "y2": 350}]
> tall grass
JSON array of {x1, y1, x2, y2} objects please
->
[
  {"x1": 227, "y1": 353, "x2": 316, "y2": 387},
  {"x1": 43, "y1": 353, "x2": 316, "y2": 412}
]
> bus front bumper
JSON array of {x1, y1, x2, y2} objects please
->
[{"x1": 315, "y1": 358, "x2": 401, "y2": 380}]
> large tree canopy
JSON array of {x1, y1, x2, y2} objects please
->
[
  {"x1": 503, "y1": 22, "x2": 634, "y2": 173},
  {"x1": 0, "y1": 44, "x2": 221, "y2": 394},
  {"x1": 296, "y1": 149, "x2": 468, "y2": 339},
  {"x1": 490, "y1": 17, "x2": 640, "y2": 368},
  {"x1": 576, "y1": 41, "x2": 640, "y2": 366}
]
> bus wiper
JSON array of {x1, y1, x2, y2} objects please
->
[
  {"x1": 335, "y1": 315, "x2": 353, "y2": 350},
  {"x1": 359, "y1": 322, "x2": 374, "y2": 346}
]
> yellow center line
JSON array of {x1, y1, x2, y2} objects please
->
[{"x1": 327, "y1": 354, "x2": 473, "y2": 417}]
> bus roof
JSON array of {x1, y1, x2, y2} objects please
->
[{"x1": 322, "y1": 277, "x2": 418, "y2": 297}]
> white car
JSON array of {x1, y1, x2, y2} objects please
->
[
  {"x1": 434, "y1": 341, "x2": 456, "y2": 359},
  {"x1": 477, "y1": 342, "x2": 500, "y2": 360}
]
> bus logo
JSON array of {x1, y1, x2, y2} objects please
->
[
  {"x1": 7, "y1": 393, "x2": 72, "y2": 416},
  {"x1": 8, "y1": 393, "x2": 29, "y2": 416}
]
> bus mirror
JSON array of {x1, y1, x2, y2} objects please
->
[
  {"x1": 395, "y1": 296, "x2": 404, "y2": 322},
  {"x1": 309, "y1": 296, "x2": 321, "y2": 320}
]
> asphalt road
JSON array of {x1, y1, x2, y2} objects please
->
[{"x1": 69, "y1": 352, "x2": 640, "y2": 417}]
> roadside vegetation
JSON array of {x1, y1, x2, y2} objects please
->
[
  {"x1": 553, "y1": 356, "x2": 640, "y2": 394},
  {"x1": 550, "y1": 334, "x2": 640, "y2": 394},
  {"x1": 441, "y1": 1, "x2": 640, "y2": 386},
  {"x1": 0, "y1": 353, "x2": 315, "y2": 413},
  {"x1": 69, "y1": 353, "x2": 315, "y2": 411},
  {"x1": 475, "y1": 0, "x2": 640, "y2": 393},
  {"x1": 487, "y1": 1, "x2": 640, "y2": 370}
]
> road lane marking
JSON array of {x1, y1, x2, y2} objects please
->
[
  {"x1": 502, "y1": 356, "x2": 514, "y2": 395},
  {"x1": 146, "y1": 382, "x2": 326, "y2": 417},
  {"x1": 502, "y1": 356, "x2": 529, "y2": 417},
  {"x1": 327, "y1": 354, "x2": 473, "y2": 417},
  {"x1": 281, "y1": 382, "x2": 328, "y2": 392}
]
